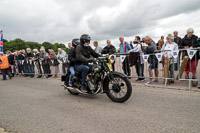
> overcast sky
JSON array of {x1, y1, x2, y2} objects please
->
[{"x1": 0, "y1": 0, "x2": 200, "y2": 48}]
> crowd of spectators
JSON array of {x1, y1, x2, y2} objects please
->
[{"x1": 1, "y1": 28, "x2": 200, "y2": 88}]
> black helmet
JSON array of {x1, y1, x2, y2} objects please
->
[
  {"x1": 80, "y1": 34, "x2": 91, "y2": 44},
  {"x1": 72, "y1": 38, "x2": 80, "y2": 48}
]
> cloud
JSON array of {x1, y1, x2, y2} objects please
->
[{"x1": 0, "y1": 0, "x2": 199, "y2": 47}]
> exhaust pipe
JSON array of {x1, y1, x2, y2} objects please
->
[{"x1": 63, "y1": 85, "x2": 85, "y2": 94}]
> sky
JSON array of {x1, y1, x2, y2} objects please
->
[{"x1": 0, "y1": 0, "x2": 200, "y2": 48}]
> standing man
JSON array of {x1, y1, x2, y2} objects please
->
[
  {"x1": 0, "y1": 52, "x2": 12, "y2": 80},
  {"x1": 39, "y1": 47, "x2": 51, "y2": 78},
  {"x1": 101, "y1": 40, "x2": 116, "y2": 56},
  {"x1": 173, "y1": 31, "x2": 182, "y2": 68},
  {"x1": 6, "y1": 51, "x2": 15, "y2": 77},
  {"x1": 24, "y1": 48, "x2": 35, "y2": 77},
  {"x1": 144, "y1": 36, "x2": 159, "y2": 85},
  {"x1": 101, "y1": 40, "x2": 116, "y2": 71},
  {"x1": 68, "y1": 43, "x2": 73, "y2": 49},
  {"x1": 33, "y1": 49, "x2": 42, "y2": 78},
  {"x1": 157, "y1": 36, "x2": 165, "y2": 50},
  {"x1": 130, "y1": 41, "x2": 134, "y2": 49},
  {"x1": 173, "y1": 31, "x2": 182, "y2": 48},
  {"x1": 17, "y1": 50, "x2": 25, "y2": 75},
  {"x1": 128, "y1": 36, "x2": 145, "y2": 81},
  {"x1": 119, "y1": 36, "x2": 132, "y2": 76},
  {"x1": 93, "y1": 41, "x2": 102, "y2": 54},
  {"x1": 57, "y1": 48, "x2": 67, "y2": 74}
]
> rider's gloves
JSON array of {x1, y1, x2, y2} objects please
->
[{"x1": 88, "y1": 58, "x2": 96, "y2": 63}]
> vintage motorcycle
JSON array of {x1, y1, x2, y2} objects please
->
[{"x1": 61, "y1": 55, "x2": 132, "y2": 103}]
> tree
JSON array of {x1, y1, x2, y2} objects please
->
[
  {"x1": 41, "y1": 42, "x2": 53, "y2": 52},
  {"x1": 26, "y1": 42, "x2": 41, "y2": 50},
  {"x1": 3, "y1": 38, "x2": 69, "y2": 53},
  {"x1": 4, "y1": 38, "x2": 27, "y2": 52}
]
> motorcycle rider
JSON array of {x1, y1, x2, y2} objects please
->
[
  {"x1": 68, "y1": 38, "x2": 80, "y2": 87},
  {"x1": 75, "y1": 34, "x2": 100, "y2": 92}
]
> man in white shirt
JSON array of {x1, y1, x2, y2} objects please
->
[
  {"x1": 93, "y1": 41, "x2": 102, "y2": 54},
  {"x1": 128, "y1": 36, "x2": 145, "y2": 81}
]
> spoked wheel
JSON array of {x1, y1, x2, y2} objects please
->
[{"x1": 105, "y1": 74, "x2": 132, "y2": 103}]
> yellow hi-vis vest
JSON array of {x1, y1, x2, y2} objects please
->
[{"x1": 0, "y1": 56, "x2": 10, "y2": 69}]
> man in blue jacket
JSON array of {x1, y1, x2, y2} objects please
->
[{"x1": 119, "y1": 36, "x2": 132, "y2": 76}]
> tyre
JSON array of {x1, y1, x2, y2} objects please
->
[{"x1": 105, "y1": 74, "x2": 132, "y2": 103}]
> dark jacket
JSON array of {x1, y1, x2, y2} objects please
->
[
  {"x1": 48, "y1": 53, "x2": 59, "y2": 66},
  {"x1": 25, "y1": 53, "x2": 34, "y2": 60},
  {"x1": 34, "y1": 53, "x2": 40, "y2": 59},
  {"x1": 75, "y1": 44, "x2": 100, "y2": 65},
  {"x1": 7, "y1": 54, "x2": 15, "y2": 65},
  {"x1": 182, "y1": 35, "x2": 199, "y2": 60},
  {"x1": 129, "y1": 52, "x2": 140, "y2": 67},
  {"x1": 24, "y1": 53, "x2": 34, "y2": 65},
  {"x1": 101, "y1": 45, "x2": 116, "y2": 55},
  {"x1": 39, "y1": 52, "x2": 49, "y2": 64},
  {"x1": 174, "y1": 36, "x2": 182, "y2": 48},
  {"x1": 68, "y1": 47, "x2": 76, "y2": 67},
  {"x1": 39, "y1": 52, "x2": 47, "y2": 59},
  {"x1": 144, "y1": 42, "x2": 157, "y2": 64},
  {"x1": 17, "y1": 54, "x2": 25, "y2": 60}
]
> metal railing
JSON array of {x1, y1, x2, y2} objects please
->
[
  {"x1": 114, "y1": 47, "x2": 200, "y2": 90},
  {"x1": 7, "y1": 47, "x2": 200, "y2": 90}
]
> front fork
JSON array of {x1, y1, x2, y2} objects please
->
[{"x1": 106, "y1": 73, "x2": 121, "y2": 92}]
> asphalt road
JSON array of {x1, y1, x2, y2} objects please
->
[{"x1": 0, "y1": 77, "x2": 200, "y2": 133}]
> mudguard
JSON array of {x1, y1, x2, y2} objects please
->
[{"x1": 103, "y1": 71, "x2": 127, "y2": 91}]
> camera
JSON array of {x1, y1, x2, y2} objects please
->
[{"x1": 133, "y1": 41, "x2": 139, "y2": 44}]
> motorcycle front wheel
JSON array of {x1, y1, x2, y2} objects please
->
[{"x1": 105, "y1": 74, "x2": 132, "y2": 103}]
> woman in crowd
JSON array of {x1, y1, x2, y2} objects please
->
[
  {"x1": 161, "y1": 34, "x2": 178, "y2": 84},
  {"x1": 182, "y1": 28, "x2": 199, "y2": 79},
  {"x1": 17, "y1": 50, "x2": 25, "y2": 75},
  {"x1": 13, "y1": 51, "x2": 19, "y2": 75},
  {"x1": 33, "y1": 49, "x2": 42, "y2": 78},
  {"x1": 48, "y1": 49, "x2": 59, "y2": 78}
]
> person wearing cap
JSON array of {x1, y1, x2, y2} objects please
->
[
  {"x1": 181, "y1": 28, "x2": 199, "y2": 79},
  {"x1": 0, "y1": 52, "x2": 12, "y2": 80}
]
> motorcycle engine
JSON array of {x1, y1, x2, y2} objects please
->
[
  {"x1": 72, "y1": 76, "x2": 81, "y2": 88},
  {"x1": 88, "y1": 72, "x2": 101, "y2": 91}
]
